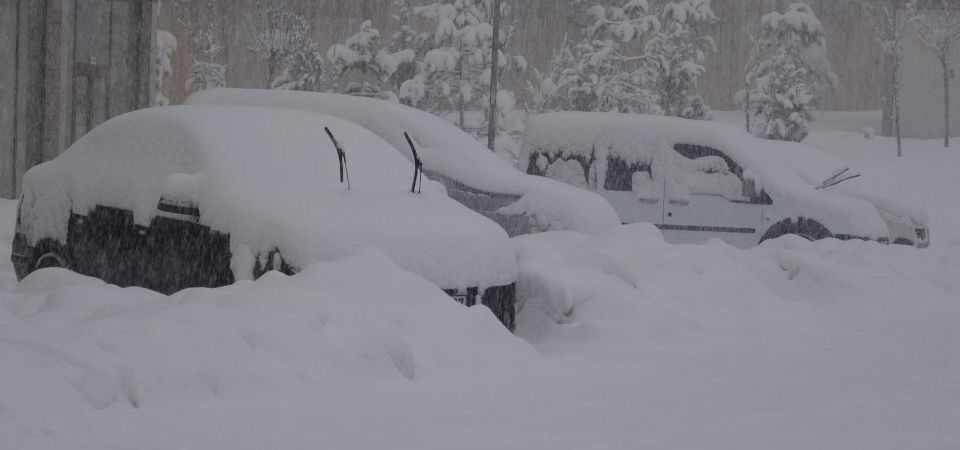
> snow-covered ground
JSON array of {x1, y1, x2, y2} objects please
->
[{"x1": 1, "y1": 113, "x2": 959, "y2": 449}]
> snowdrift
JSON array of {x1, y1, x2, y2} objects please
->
[{"x1": 0, "y1": 249, "x2": 535, "y2": 448}]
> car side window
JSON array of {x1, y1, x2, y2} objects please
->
[
  {"x1": 604, "y1": 157, "x2": 650, "y2": 191},
  {"x1": 673, "y1": 144, "x2": 743, "y2": 176},
  {"x1": 672, "y1": 144, "x2": 748, "y2": 201}
]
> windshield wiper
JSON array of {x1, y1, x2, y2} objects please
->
[
  {"x1": 816, "y1": 167, "x2": 860, "y2": 190},
  {"x1": 403, "y1": 131, "x2": 423, "y2": 194},
  {"x1": 820, "y1": 167, "x2": 849, "y2": 186},
  {"x1": 324, "y1": 127, "x2": 351, "y2": 190}
]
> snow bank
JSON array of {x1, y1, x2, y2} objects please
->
[
  {"x1": 19, "y1": 106, "x2": 515, "y2": 289},
  {"x1": 0, "y1": 251, "x2": 535, "y2": 448},
  {"x1": 2, "y1": 196, "x2": 959, "y2": 449},
  {"x1": 515, "y1": 226, "x2": 958, "y2": 349},
  {"x1": 186, "y1": 89, "x2": 620, "y2": 235}
]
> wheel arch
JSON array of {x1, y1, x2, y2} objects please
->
[{"x1": 760, "y1": 217, "x2": 833, "y2": 243}]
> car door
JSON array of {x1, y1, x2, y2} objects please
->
[
  {"x1": 598, "y1": 156, "x2": 664, "y2": 226},
  {"x1": 661, "y1": 144, "x2": 764, "y2": 248}
]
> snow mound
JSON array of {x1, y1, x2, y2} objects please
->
[
  {"x1": 515, "y1": 226, "x2": 960, "y2": 355},
  {"x1": 0, "y1": 249, "x2": 535, "y2": 445}
]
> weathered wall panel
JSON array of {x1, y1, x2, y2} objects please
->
[
  {"x1": 0, "y1": 0, "x2": 155, "y2": 199},
  {"x1": 0, "y1": 0, "x2": 46, "y2": 198},
  {"x1": 16, "y1": 0, "x2": 47, "y2": 177},
  {"x1": 0, "y1": 0, "x2": 18, "y2": 197}
]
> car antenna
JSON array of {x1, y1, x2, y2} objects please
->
[
  {"x1": 324, "y1": 127, "x2": 351, "y2": 190},
  {"x1": 404, "y1": 131, "x2": 423, "y2": 194}
]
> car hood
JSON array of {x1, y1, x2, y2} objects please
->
[{"x1": 200, "y1": 188, "x2": 518, "y2": 290}]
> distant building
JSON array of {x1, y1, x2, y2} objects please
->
[{"x1": 0, "y1": 0, "x2": 157, "y2": 199}]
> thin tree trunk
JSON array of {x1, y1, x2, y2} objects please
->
[
  {"x1": 487, "y1": 0, "x2": 501, "y2": 152},
  {"x1": 744, "y1": 87, "x2": 751, "y2": 133},
  {"x1": 944, "y1": 58, "x2": 951, "y2": 148},
  {"x1": 458, "y1": 41, "x2": 465, "y2": 130},
  {"x1": 894, "y1": 60, "x2": 902, "y2": 157},
  {"x1": 895, "y1": 95, "x2": 902, "y2": 157}
]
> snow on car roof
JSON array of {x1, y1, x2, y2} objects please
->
[
  {"x1": 20, "y1": 105, "x2": 516, "y2": 289},
  {"x1": 521, "y1": 111, "x2": 833, "y2": 189},
  {"x1": 186, "y1": 89, "x2": 620, "y2": 235}
]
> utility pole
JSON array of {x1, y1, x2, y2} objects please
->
[{"x1": 487, "y1": 0, "x2": 501, "y2": 152}]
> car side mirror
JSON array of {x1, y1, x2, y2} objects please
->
[{"x1": 157, "y1": 173, "x2": 200, "y2": 222}]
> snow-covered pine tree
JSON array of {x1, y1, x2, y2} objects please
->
[
  {"x1": 543, "y1": 0, "x2": 662, "y2": 114},
  {"x1": 745, "y1": 2, "x2": 839, "y2": 142},
  {"x1": 409, "y1": 0, "x2": 491, "y2": 126},
  {"x1": 155, "y1": 30, "x2": 178, "y2": 107},
  {"x1": 913, "y1": 0, "x2": 960, "y2": 148},
  {"x1": 272, "y1": 40, "x2": 325, "y2": 91},
  {"x1": 245, "y1": 3, "x2": 323, "y2": 91},
  {"x1": 873, "y1": 0, "x2": 919, "y2": 156},
  {"x1": 644, "y1": 0, "x2": 717, "y2": 120},
  {"x1": 525, "y1": 35, "x2": 578, "y2": 113},
  {"x1": 327, "y1": 20, "x2": 398, "y2": 97},
  {"x1": 748, "y1": 55, "x2": 813, "y2": 142},
  {"x1": 174, "y1": 0, "x2": 227, "y2": 94},
  {"x1": 388, "y1": 0, "x2": 429, "y2": 98},
  {"x1": 404, "y1": 0, "x2": 524, "y2": 130}
]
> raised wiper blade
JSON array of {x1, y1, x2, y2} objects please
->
[
  {"x1": 324, "y1": 127, "x2": 351, "y2": 190},
  {"x1": 820, "y1": 167, "x2": 849, "y2": 187},
  {"x1": 404, "y1": 131, "x2": 423, "y2": 194},
  {"x1": 816, "y1": 173, "x2": 860, "y2": 190}
]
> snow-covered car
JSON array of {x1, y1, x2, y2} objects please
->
[
  {"x1": 185, "y1": 89, "x2": 621, "y2": 237},
  {"x1": 520, "y1": 112, "x2": 930, "y2": 248},
  {"x1": 11, "y1": 106, "x2": 520, "y2": 328}
]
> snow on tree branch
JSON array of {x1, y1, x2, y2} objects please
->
[
  {"x1": 155, "y1": 30, "x2": 178, "y2": 107},
  {"x1": 245, "y1": 3, "x2": 324, "y2": 91}
]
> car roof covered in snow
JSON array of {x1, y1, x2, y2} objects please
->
[
  {"x1": 186, "y1": 89, "x2": 620, "y2": 235},
  {"x1": 522, "y1": 111, "x2": 841, "y2": 189},
  {"x1": 20, "y1": 105, "x2": 516, "y2": 289}
]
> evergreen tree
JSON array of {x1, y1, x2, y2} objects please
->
[
  {"x1": 245, "y1": 3, "x2": 324, "y2": 91},
  {"x1": 644, "y1": 0, "x2": 717, "y2": 119},
  {"x1": 744, "y1": 2, "x2": 838, "y2": 142}
]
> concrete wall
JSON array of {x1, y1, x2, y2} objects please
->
[{"x1": 157, "y1": 0, "x2": 885, "y2": 112}]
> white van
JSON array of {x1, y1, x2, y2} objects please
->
[{"x1": 521, "y1": 112, "x2": 929, "y2": 248}]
